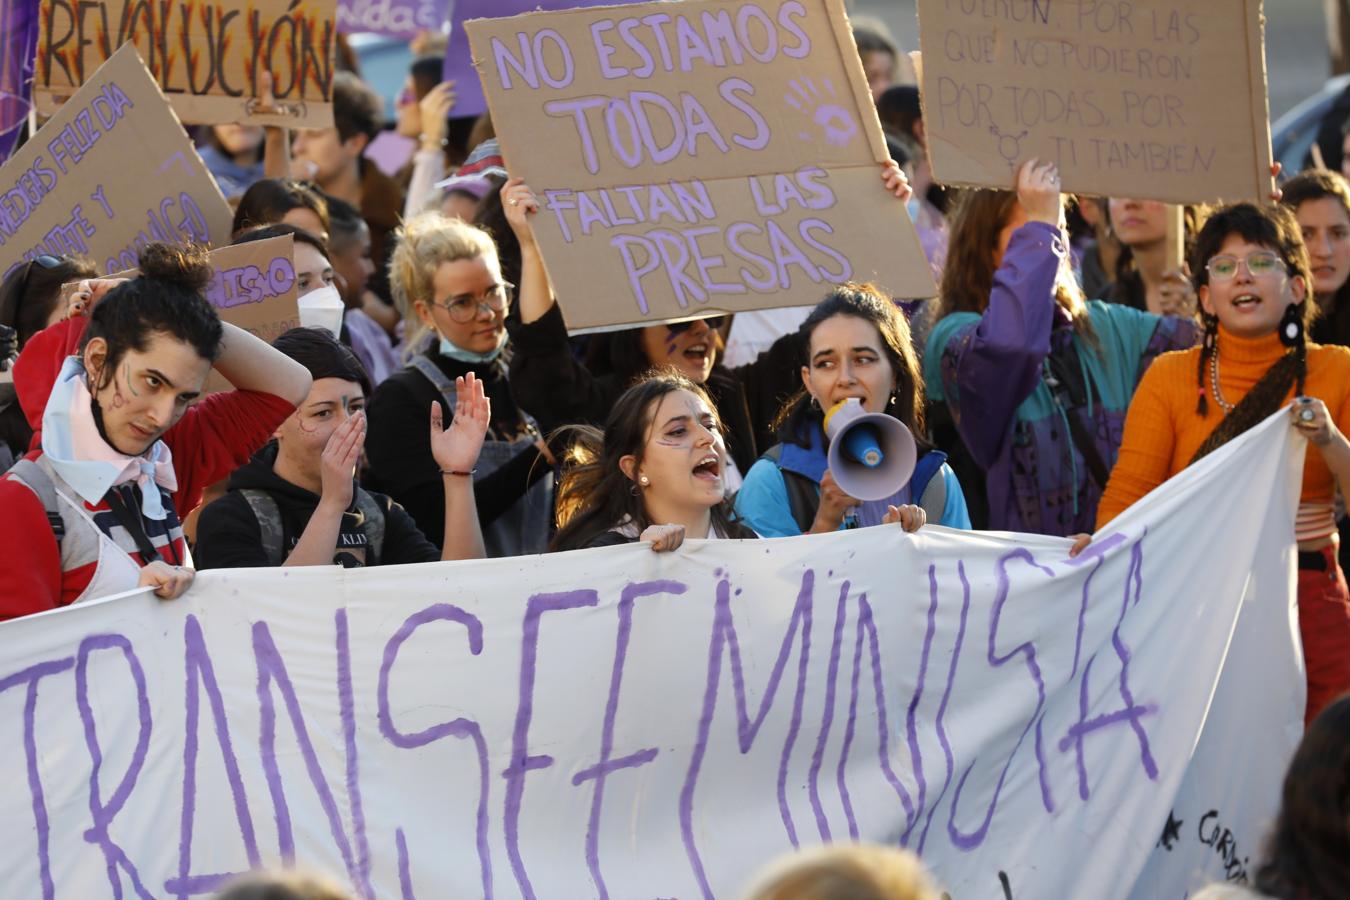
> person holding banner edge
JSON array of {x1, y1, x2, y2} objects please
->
[
  {"x1": 925, "y1": 159, "x2": 1199, "y2": 537},
  {"x1": 551, "y1": 372, "x2": 758, "y2": 552},
  {"x1": 1096, "y1": 201, "x2": 1350, "y2": 725},
  {"x1": 0, "y1": 244, "x2": 312, "y2": 617}
]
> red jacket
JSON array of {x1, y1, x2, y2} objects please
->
[{"x1": 0, "y1": 319, "x2": 295, "y2": 619}]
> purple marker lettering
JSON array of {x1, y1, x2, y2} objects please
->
[
  {"x1": 681, "y1": 570, "x2": 814, "y2": 898},
  {"x1": 591, "y1": 20, "x2": 627, "y2": 78},
  {"x1": 573, "y1": 580, "x2": 683, "y2": 899},
  {"x1": 76, "y1": 634, "x2": 154, "y2": 899},
  {"x1": 253, "y1": 615, "x2": 374, "y2": 898},
  {"x1": 1057, "y1": 534, "x2": 1158, "y2": 799},
  {"x1": 719, "y1": 78, "x2": 771, "y2": 151},
  {"x1": 503, "y1": 589, "x2": 599, "y2": 900},
  {"x1": 948, "y1": 550, "x2": 1056, "y2": 850},
  {"x1": 544, "y1": 97, "x2": 608, "y2": 175},
  {"x1": 543, "y1": 190, "x2": 577, "y2": 243},
  {"x1": 806, "y1": 581, "x2": 851, "y2": 841},
  {"x1": 0, "y1": 656, "x2": 76, "y2": 900},
  {"x1": 611, "y1": 234, "x2": 660, "y2": 313},
  {"x1": 378, "y1": 604, "x2": 492, "y2": 899},
  {"x1": 167, "y1": 616, "x2": 260, "y2": 900},
  {"x1": 916, "y1": 562, "x2": 972, "y2": 855}
]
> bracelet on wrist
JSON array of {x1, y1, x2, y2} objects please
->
[
  {"x1": 441, "y1": 468, "x2": 476, "y2": 477},
  {"x1": 418, "y1": 134, "x2": 449, "y2": 149}
]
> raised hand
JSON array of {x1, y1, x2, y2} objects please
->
[
  {"x1": 1016, "y1": 158, "x2": 1062, "y2": 227},
  {"x1": 431, "y1": 373, "x2": 491, "y2": 475},
  {"x1": 880, "y1": 158, "x2": 913, "y2": 203},
  {"x1": 500, "y1": 177, "x2": 541, "y2": 246}
]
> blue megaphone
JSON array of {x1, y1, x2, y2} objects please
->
[
  {"x1": 823, "y1": 399, "x2": 918, "y2": 501},
  {"x1": 841, "y1": 423, "x2": 884, "y2": 468}
]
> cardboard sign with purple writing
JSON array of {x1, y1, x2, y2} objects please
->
[
  {"x1": 74, "y1": 235, "x2": 301, "y2": 390},
  {"x1": 916, "y1": 0, "x2": 1272, "y2": 203},
  {"x1": 0, "y1": 44, "x2": 233, "y2": 280},
  {"x1": 35, "y1": 0, "x2": 337, "y2": 128},
  {"x1": 467, "y1": 0, "x2": 935, "y2": 331},
  {"x1": 445, "y1": 0, "x2": 647, "y2": 120},
  {"x1": 338, "y1": 0, "x2": 445, "y2": 39}
]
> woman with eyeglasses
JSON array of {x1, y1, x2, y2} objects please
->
[
  {"x1": 365, "y1": 211, "x2": 553, "y2": 557},
  {"x1": 497, "y1": 166, "x2": 914, "y2": 493},
  {"x1": 1096, "y1": 202, "x2": 1350, "y2": 725},
  {"x1": 0, "y1": 254, "x2": 99, "y2": 470}
]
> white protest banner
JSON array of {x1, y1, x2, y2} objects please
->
[
  {"x1": 0, "y1": 414, "x2": 1304, "y2": 897},
  {"x1": 0, "y1": 43, "x2": 233, "y2": 279},
  {"x1": 916, "y1": 0, "x2": 1273, "y2": 204},
  {"x1": 35, "y1": 0, "x2": 338, "y2": 128},
  {"x1": 466, "y1": 0, "x2": 936, "y2": 332}
]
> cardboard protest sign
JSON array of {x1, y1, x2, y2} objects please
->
[
  {"x1": 0, "y1": 413, "x2": 1304, "y2": 896},
  {"x1": 35, "y1": 0, "x2": 337, "y2": 127},
  {"x1": 0, "y1": 44, "x2": 232, "y2": 280},
  {"x1": 916, "y1": 0, "x2": 1273, "y2": 203},
  {"x1": 68, "y1": 236, "x2": 301, "y2": 390},
  {"x1": 338, "y1": 0, "x2": 445, "y2": 39},
  {"x1": 446, "y1": 0, "x2": 646, "y2": 119},
  {"x1": 467, "y1": 0, "x2": 936, "y2": 331}
]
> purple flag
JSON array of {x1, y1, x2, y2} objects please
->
[
  {"x1": 338, "y1": 0, "x2": 448, "y2": 39},
  {"x1": 0, "y1": 0, "x2": 38, "y2": 162},
  {"x1": 444, "y1": 0, "x2": 645, "y2": 120}
]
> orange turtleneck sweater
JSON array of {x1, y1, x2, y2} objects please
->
[{"x1": 1097, "y1": 329, "x2": 1350, "y2": 535}]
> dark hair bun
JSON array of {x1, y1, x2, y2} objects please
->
[{"x1": 136, "y1": 242, "x2": 214, "y2": 293}]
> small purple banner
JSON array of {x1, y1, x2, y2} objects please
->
[
  {"x1": 444, "y1": 0, "x2": 645, "y2": 120},
  {"x1": 338, "y1": 0, "x2": 447, "y2": 38},
  {"x1": 0, "y1": 0, "x2": 38, "y2": 162}
]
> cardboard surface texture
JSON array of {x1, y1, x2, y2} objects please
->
[
  {"x1": 35, "y1": 0, "x2": 337, "y2": 127},
  {"x1": 916, "y1": 0, "x2": 1273, "y2": 204},
  {"x1": 467, "y1": 0, "x2": 935, "y2": 331},
  {"x1": 64, "y1": 236, "x2": 300, "y2": 392},
  {"x1": 0, "y1": 44, "x2": 233, "y2": 279}
]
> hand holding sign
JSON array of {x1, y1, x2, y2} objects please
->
[{"x1": 1017, "y1": 159, "x2": 1063, "y2": 226}]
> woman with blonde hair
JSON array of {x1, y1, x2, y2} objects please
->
[
  {"x1": 740, "y1": 844, "x2": 941, "y2": 900},
  {"x1": 365, "y1": 211, "x2": 552, "y2": 557}
]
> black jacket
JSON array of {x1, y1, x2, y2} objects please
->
[
  {"x1": 365, "y1": 346, "x2": 550, "y2": 549},
  {"x1": 507, "y1": 303, "x2": 803, "y2": 476},
  {"x1": 195, "y1": 442, "x2": 439, "y2": 569}
]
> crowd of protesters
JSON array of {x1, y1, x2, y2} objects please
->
[{"x1": 2, "y1": 11, "x2": 1350, "y2": 900}]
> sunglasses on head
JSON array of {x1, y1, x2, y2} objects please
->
[
  {"x1": 666, "y1": 315, "x2": 725, "y2": 335},
  {"x1": 17, "y1": 255, "x2": 62, "y2": 293}
]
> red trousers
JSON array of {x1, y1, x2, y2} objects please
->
[{"x1": 1298, "y1": 545, "x2": 1350, "y2": 725}]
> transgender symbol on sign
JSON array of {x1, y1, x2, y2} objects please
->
[
  {"x1": 990, "y1": 123, "x2": 1029, "y2": 167},
  {"x1": 785, "y1": 77, "x2": 858, "y2": 147}
]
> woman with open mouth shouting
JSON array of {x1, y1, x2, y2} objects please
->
[
  {"x1": 1096, "y1": 201, "x2": 1350, "y2": 725},
  {"x1": 550, "y1": 372, "x2": 756, "y2": 552},
  {"x1": 734, "y1": 283, "x2": 967, "y2": 538}
]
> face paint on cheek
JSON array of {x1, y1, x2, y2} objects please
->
[
  {"x1": 123, "y1": 363, "x2": 140, "y2": 397},
  {"x1": 665, "y1": 332, "x2": 680, "y2": 359}
]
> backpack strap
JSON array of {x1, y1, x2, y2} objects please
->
[
  {"x1": 409, "y1": 355, "x2": 459, "y2": 408},
  {"x1": 762, "y1": 444, "x2": 820, "y2": 534},
  {"x1": 7, "y1": 458, "x2": 65, "y2": 548},
  {"x1": 354, "y1": 489, "x2": 386, "y2": 565},
  {"x1": 911, "y1": 451, "x2": 948, "y2": 524},
  {"x1": 239, "y1": 489, "x2": 286, "y2": 566}
]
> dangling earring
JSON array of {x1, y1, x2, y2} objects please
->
[
  {"x1": 1278, "y1": 303, "x2": 1303, "y2": 348},
  {"x1": 1202, "y1": 312, "x2": 1218, "y2": 352},
  {"x1": 809, "y1": 395, "x2": 821, "y2": 411}
]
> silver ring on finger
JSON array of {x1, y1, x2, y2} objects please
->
[
  {"x1": 509, "y1": 198, "x2": 519, "y2": 207},
  {"x1": 1300, "y1": 408, "x2": 1316, "y2": 423}
]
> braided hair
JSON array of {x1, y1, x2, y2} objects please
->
[{"x1": 1188, "y1": 203, "x2": 1317, "y2": 464}]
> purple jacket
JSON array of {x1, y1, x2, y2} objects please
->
[{"x1": 924, "y1": 222, "x2": 1197, "y2": 535}]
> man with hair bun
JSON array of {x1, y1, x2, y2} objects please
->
[{"x1": 0, "y1": 243, "x2": 312, "y2": 617}]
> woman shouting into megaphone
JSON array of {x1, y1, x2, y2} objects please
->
[{"x1": 735, "y1": 285, "x2": 971, "y2": 537}]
